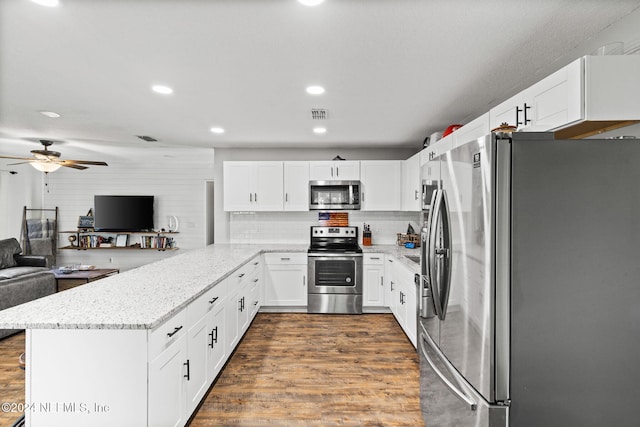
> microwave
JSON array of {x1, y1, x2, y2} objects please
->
[{"x1": 309, "y1": 180, "x2": 361, "y2": 210}]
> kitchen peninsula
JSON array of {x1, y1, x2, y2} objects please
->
[{"x1": 0, "y1": 243, "x2": 418, "y2": 427}]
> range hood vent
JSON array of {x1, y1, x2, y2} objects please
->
[{"x1": 311, "y1": 108, "x2": 328, "y2": 120}]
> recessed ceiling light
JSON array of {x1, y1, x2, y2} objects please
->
[
  {"x1": 39, "y1": 111, "x2": 61, "y2": 118},
  {"x1": 298, "y1": 0, "x2": 324, "y2": 6},
  {"x1": 31, "y1": 0, "x2": 60, "y2": 7},
  {"x1": 210, "y1": 127, "x2": 225, "y2": 134},
  {"x1": 306, "y1": 85, "x2": 325, "y2": 95},
  {"x1": 313, "y1": 127, "x2": 327, "y2": 134},
  {"x1": 151, "y1": 85, "x2": 173, "y2": 95}
]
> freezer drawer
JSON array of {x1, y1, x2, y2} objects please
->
[{"x1": 419, "y1": 326, "x2": 508, "y2": 427}]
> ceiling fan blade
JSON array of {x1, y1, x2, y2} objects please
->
[
  {"x1": 60, "y1": 159, "x2": 109, "y2": 166},
  {"x1": 0, "y1": 155, "x2": 33, "y2": 161},
  {"x1": 7, "y1": 161, "x2": 34, "y2": 165},
  {"x1": 60, "y1": 163, "x2": 89, "y2": 170}
]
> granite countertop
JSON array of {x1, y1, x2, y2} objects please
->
[{"x1": 0, "y1": 243, "x2": 419, "y2": 331}]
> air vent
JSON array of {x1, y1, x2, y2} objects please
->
[
  {"x1": 311, "y1": 108, "x2": 328, "y2": 120},
  {"x1": 136, "y1": 135, "x2": 158, "y2": 142}
]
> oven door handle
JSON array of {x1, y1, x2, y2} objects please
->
[{"x1": 308, "y1": 253, "x2": 363, "y2": 258}]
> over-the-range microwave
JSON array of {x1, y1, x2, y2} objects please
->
[{"x1": 309, "y1": 180, "x2": 361, "y2": 210}]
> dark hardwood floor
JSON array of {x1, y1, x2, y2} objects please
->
[
  {"x1": 0, "y1": 314, "x2": 423, "y2": 427},
  {"x1": 189, "y1": 313, "x2": 423, "y2": 427},
  {"x1": 0, "y1": 331, "x2": 25, "y2": 427}
]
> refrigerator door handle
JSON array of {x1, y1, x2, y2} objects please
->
[
  {"x1": 428, "y1": 189, "x2": 444, "y2": 319},
  {"x1": 438, "y1": 189, "x2": 453, "y2": 320},
  {"x1": 421, "y1": 330, "x2": 478, "y2": 411}
]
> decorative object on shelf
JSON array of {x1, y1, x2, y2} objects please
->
[
  {"x1": 167, "y1": 216, "x2": 179, "y2": 232},
  {"x1": 491, "y1": 122, "x2": 518, "y2": 133},
  {"x1": 332, "y1": 155, "x2": 345, "y2": 160},
  {"x1": 115, "y1": 234, "x2": 129, "y2": 247},
  {"x1": 0, "y1": 140, "x2": 108, "y2": 173},
  {"x1": 67, "y1": 235, "x2": 77, "y2": 247},
  {"x1": 397, "y1": 233, "x2": 420, "y2": 248},
  {"x1": 442, "y1": 124, "x2": 463, "y2": 137},
  {"x1": 77, "y1": 215, "x2": 94, "y2": 230}
]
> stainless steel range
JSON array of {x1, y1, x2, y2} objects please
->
[{"x1": 307, "y1": 226, "x2": 363, "y2": 314}]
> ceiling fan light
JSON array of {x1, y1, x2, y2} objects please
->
[
  {"x1": 30, "y1": 162, "x2": 62, "y2": 173},
  {"x1": 298, "y1": 0, "x2": 324, "y2": 6},
  {"x1": 39, "y1": 111, "x2": 61, "y2": 118},
  {"x1": 31, "y1": 0, "x2": 60, "y2": 7}
]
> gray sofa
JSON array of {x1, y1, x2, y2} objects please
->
[{"x1": 0, "y1": 238, "x2": 56, "y2": 340}]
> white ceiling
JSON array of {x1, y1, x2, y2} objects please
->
[{"x1": 1, "y1": 0, "x2": 640, "y2": 160}]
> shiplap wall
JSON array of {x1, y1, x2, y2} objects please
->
[
  {"x1": 0, "y1": 165, "x2": 43, "y2": 241},
  {"x1": 42, "y1": 149, "x2": 214, "y2": 271}
]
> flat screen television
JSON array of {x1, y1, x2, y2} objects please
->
[{"x1": 94, "y1": 195, "x2": 154, "y2": 231}]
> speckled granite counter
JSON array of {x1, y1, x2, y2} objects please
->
[
  {"x1": 0, "y1": 244, "x2": 307, "y2": 330},
  {"x1": 0, "y1": 243, "x2": 418, "y2": 331}
]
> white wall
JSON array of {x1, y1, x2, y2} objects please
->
[
  {"x1": 42, "y1": 148, "x2": 214, "y2": 271},
  {"x1": 214, "y1": 147, "x2": 417, "y2": 244},
  {"x1": 0, "y1": 165, "x2": 43, "y2": 241}
]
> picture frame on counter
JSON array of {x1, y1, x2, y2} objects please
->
[{"x1": 115, "y1": 234, "x2": 128, "y2": 247}]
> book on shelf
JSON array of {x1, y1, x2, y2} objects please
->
[{"x1": 140, "y1": 235, "x2": 175, "y2": 249}]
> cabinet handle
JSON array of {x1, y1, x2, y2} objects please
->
[
  {"x1": 184, "y1": 360, "x2": 190, "y2": 380},
  {"x1": 253, "y1": 278, "x2": 259, "y2": 283},
  {"x1": 209, "y1": 327, "x2": 218, "y2": 348},
  {"x1": 280, "y1": 257, "x2": 290, "y2": 261},
  {"x1": 362, "y1": 192, "x2": 364, "y2": 202},
  {"x1": 381, "y1": 276, "x2": 384, "y2": 286},
  {"x1": 238, "y1": 273, "x2": 245, "y2": 278},
  {"x1": 370, "y1": 257, "x2": 380, "y2": 260},
  {"x1": 209, "y1": 296, "x2": 219, "y2": 304},
  {"x1": 515, "y1": 106, "x2": 523, "y2": 126},
  {"x1": 253, "y1": 301, "x2": 259, "y2": 306},
  {"x1": 388, "y1": 259, "x2": 393, "y2": 263},
  {"x1": 336, "y1": 167, "x2": 339, "y2": 177},
  {"x1": 391, "y1": 281, "x2": 395, "y2": 292},
  {"x1": 331, "y1": 167, "x2": 334, "y2": 177},
  {"x1": 285, "y1": 193, "x2": 288, "y2": 203},
  {"x1": 255, "y1": 193, "x2": 258, "y2": 202},
  {"x1": 303, "y1": 276, "x2": 306, "y2": 286},
  {"x1": 523, "y1": 103, "x2": 531, "y2": 125},
  {"x1": 167, "y1": 326, "x2": 183, "y2": 338},
  {"x1": 250, "y1": 193, "x2": 253, "y2": 202},
  {"x1": 253, "y1": 261, "x2": 259, "y2": 266}
]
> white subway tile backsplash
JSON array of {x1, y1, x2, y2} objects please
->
[{"x1": 230, "y1": 211, "x2": 421, "y2": 245}]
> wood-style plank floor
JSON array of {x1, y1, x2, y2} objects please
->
[
  {"x1": 0, "y1": 314, "x2": 423, "y2": 427},
  {"x1": 0, "y1": 331, "x2": 25, "y2": 427},
  {"x1": 189, "y1": 313, "x2": 423, "y2": 427}
]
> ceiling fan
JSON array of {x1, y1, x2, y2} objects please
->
[{"x1": 0, "y1": 140, "x2": 108, "y2": 173}]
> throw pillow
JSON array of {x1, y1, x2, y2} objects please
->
[{"x1": 0, "y1": 238, "x2": 22, "y2": 269}]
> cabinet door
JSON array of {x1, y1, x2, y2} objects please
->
[
  {"x1": 284, "y1": 161, "x2": 310, "y2": 211},
  {"x1": 186, "y1": 313, "x2": 210, "y2": 415},
  {"x1": 208, "y1": 303, "x2": 226, "y2": 382},
  {"x1": 223, "y1": 162, "x2": 253, "y2": 211},
  {"x1": 334, "y1": 161, "x2": 360, "y2": 180},
  {"x1": 360, "y1": 160, "x2": 401, "y2": 211},
  {"x1": 149, "y1": 337, "x2": 187, "y2": 427},
  {"x1": 264, "y1": 265, "x2": 307, "y2": 306},
  {"x1": 384, "y1": 257, "x2": 396, "y2": 308},
  {"x1": 309, "y1": 161, "x2": 334, "y2": 181},
  {"x1": 452, "y1": 113, "x2": 490, "y2": 149},
  {"x1": 489, "y1": 91, "x2": 526, "y2": 130},
  {"x1": 226, "y1": 291, "x2": 240, "y2": 352},
  {"x1": 404, "y1": 277, "x2": 417, "y2": 348},
  {"x1": 402, "y1": 153, "x2": 421, "y2": 211},
  {"x1": 363, "y1": 262, "x2": 385, "y2": 307},
  {"x1": 254, "y1": 162, "x2": 284, "y2": 211},
  {"x1": 525, "y1": 58, "x2": 582, "y2": 131}
]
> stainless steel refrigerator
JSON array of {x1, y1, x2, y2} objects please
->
[{"x1": 418, "y1": 132, "x2": 640, "y2": 426}]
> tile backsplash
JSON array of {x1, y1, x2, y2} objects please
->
[{"x1": 229, "y1": 211, "x2": 422, "y2": 245}]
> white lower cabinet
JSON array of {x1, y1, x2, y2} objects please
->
[
  {"x1": 385, "y1": 256, "x2": 418, "y2": 348},
  {"x1": 149, "y1": 335, "x2": 188, "y2": 427},
  {"x1": 263, "y1": 253, "x2": 308, "y2": 307},
  {"x1": 363, "y1": 253, "x2": 385, "y2": 307}
]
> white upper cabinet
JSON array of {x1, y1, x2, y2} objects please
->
[
  {"x1": 283, "y1": 161, "x2": 309, "y2": 212},
  {"x1": 452, "y1": 112, "x2": 490, "y2": 149},
  {"x1": 223, "y1": 161, "x2": 283, "y2": 211},
  {"x1": 401, "y1": 152, "x2": 421, "y2": 212},
  {"x1": 360, "y1": 160, "x2": 402, "y2": 211},
  {"x1": 490, "y1": 55, "x2": 640, "y2": 137},
  {"x1": 309, "y1": 161, "x2": 360, "y2": 181}
]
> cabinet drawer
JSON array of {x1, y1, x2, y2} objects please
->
[
  {"x1": 149, "y1": 308, "x2": 188, "y2": 361},
  {"x1": 187, "y1": 279, "x2": 229, "y2": 329},
  {"x1": 264, "y1": 253, "x2": 307, "y2": 265},
  {"x1": 363, "y1": 253, "x2": 385, "y2": 265}
]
